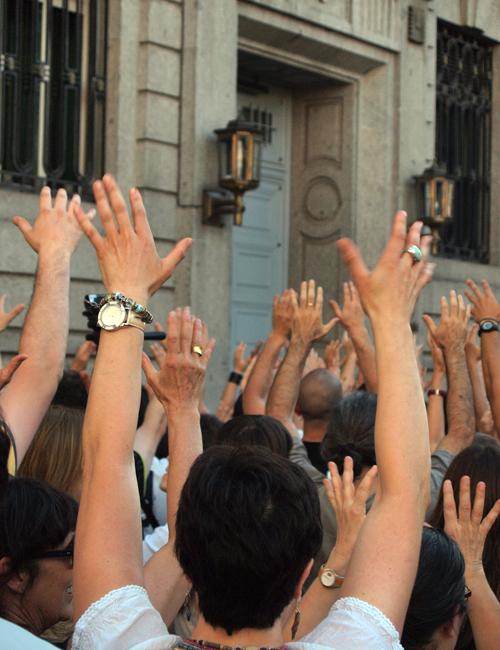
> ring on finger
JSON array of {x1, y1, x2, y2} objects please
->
[
  {"x1": 192, "y1": 345, "x2": 203, "y2": 357},
  {"x1": 402, "y1": 244, "x2": 423, "y2": 265}
]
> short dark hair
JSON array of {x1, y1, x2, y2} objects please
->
[
  {"x1": 175, "y1": 446, "x2": 322, "y2": 634},
  {"x1": 215, "y1": 415, "x2": 292, "y2": 458},
  {"x1": 402, "y1": 527, "x2": 466, "y2": 649},
  {"x1": 0, "y1": 478, "x2": 78, "y2": 615},
  {"x1": 298, "y1": 369, "x2": 342, "y2": 421},
  {"x1": 52, "y1": 370, "x2": 88, "y2": 409},
  {"x1": 200, "y1": 414, "x2": 223, "y2": 449},
  {"x1": 321, "y1": 391, "x2": 377, "y2": 477}
]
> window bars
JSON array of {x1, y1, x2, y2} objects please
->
[
  {"x1": 0, "y1": 0, "x2": 107, "y2": 199},
  {"x1": 435, "y1": 20, "x2": 493, "y2": 262}
]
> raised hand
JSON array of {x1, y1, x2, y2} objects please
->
[
  {"x1": 290, "y1": 280, "x2": 337, "y2": 346},
  {"x1": 70, "y1": 340, "x2": 97, "y2": 373},
  {"x1": 76, "y1": 174, "x2": 192, "y2": 304},
  {"x1": 464, "y1": 324, "x2": 481, "y2": 364},
  {"x1": 0, "y1": 295, "x2": 24, "y2": 332},
  {"x1": 13, "y1": 186, "x2": 92, "y2": 255},
  {"x1": 465, "y1": 279, "x2": 500, "y2": 323},
  {"x1": 324, "y1": 457, "x2": 378, "y2": 568},
  {"x1": 330, "y1": 282, "x2": 365, "y2": 332},
  {"x1": 233, "y1": 342, "x2": 252, "y2": 374},
  {"x1": 337, "y1": 212, "x2": 433, "y2": 326},
  {"x1": 324, "y1": 339, "x2": 343, "y2": 376},
  {"x1": 142, "y1": 307, "x2": 215, "y2": 411},
  {"x1": 443, "y1": 476, "x2": 500, "y2": 575},
  {"x1": 422, "y1": 291, "x2": 470, "y2": 351},
  {"x1": 272, "y1": 289, "x2": 295, "y2": 340},
  {"x1": 423, "y1": 318, "x2": 446, "y2": 376}
]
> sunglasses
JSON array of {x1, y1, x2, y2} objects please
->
[{"x1": 35, "y1": 540, "x2": 74, "y2": 567}]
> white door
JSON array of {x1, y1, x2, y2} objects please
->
[{"x1": 230, "y1": 89, "x2": 291, "y2": 354}]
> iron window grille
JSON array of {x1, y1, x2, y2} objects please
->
[
  {"x1": 0, "y1": 0, "x2": 107, "y2": 199},
  {"x1": 435, "y1": 20, "x2": 494, "y2": 263}
]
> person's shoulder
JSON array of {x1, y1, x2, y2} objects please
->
[
  {"x1": 73, "y1": 585, "x2": 179, "y2": 650},
  {"x1": 293, "y1": 597, "x2": 403, "y2": 650}
]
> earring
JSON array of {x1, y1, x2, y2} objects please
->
[
  {"x1": 291, "y1": 597, "x2": 301, "y2": 640},
  {"x1": 183, "y1": 588, "x2": 192, "y2": 622}
]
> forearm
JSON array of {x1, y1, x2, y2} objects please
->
[
  {"x1": 242, "y1": 333, "x2": 285, "y2": 414},
  {"x1": 0, "y1": 251, "x2": 71, "y2": 462},
  {"x1": 134, "y1": 399, "x2": 167, "y2": 474},
  {"x1": 466, "y1": 568, "x2": 500, "y2": 650},
  {"x1": 348, "y1": 325, "x2": 377, "y2": 392},
  {"x1": 427, "y1": 371, "x2": 446, "y2": 452},
  {"x1": 340, "y1": 353, "x2": 356, "y2": 395},
  {"x1": 481, "y1": 332, "x2": 500, "y2": 433},
  {"x1": 266, "y1": 339, "x2": 309, "y2": 435},
  {"x1": 215, "y1": 380, "x2": 239, "y2": 422},
  {"x1": 74, "y1": 327, "x2": 145, "y2": 619},
  {"x1": 466, "y1": 356, "x2": 492, "y2": 431},
  {"x1": 439, "y1": 347, "x2": 474, "y2": 454},
  {"x1": 145, "y1": 406, "x2": 201, "y2": 624}
]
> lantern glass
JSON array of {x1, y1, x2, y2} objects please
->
[
  {"x1": 235, "y1": 134, "x2": 250, "y2": 182},
  {"x1": 218, "y1": 136, "x2": 233, "y2": 181},
  {"x1": 435, "y1": 179, "x2": 444, "y2": 218}
]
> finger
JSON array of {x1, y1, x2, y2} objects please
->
[
  {"x1": 471, "y1": 481, "x2": 486, "y2": 527},
  {"x1": 422, "y1": 314, "x2": 437, "y2": 339},
  {"x1": 322, "y1": 317, "x2": 339, "y2": 337},
  {"x1": 440, "y1": 295, "x2": 449, "y2": 320},
  {"x1": 329, "y1": 300, "x2": 342, "y2": 320},
  {"x1": 457, "y1": 293, "x2": 466, "y2": 320},
  {"x1": 0, "y1": 354, "x2": 27, "y2": 387},
  {"x1": 202, "y1": 337, "x2": 217, "y2": 366},
  {"x1": 299, "y1": 281, "x2": 307, "y2": 308},
  {"x1": 315, "y1": 285, "x2": 323, "y2": 313},
  {"x1": 459, "y1": 475, "x2": 471, "y2": 522},
  {"x1": 130, "y1": 187, "x2": 153, "y2": 237},
  {"x1": 0, "y1": 295, "x2": 5, "y2": 311},
  {"x1": 158, "y1": 238, "x2": 193, "y2": 289},
  {"x1": 336, "y1": 239, "x2": 369, "y2": 287},
  {"x1": 342, "y1": 456, "x2": 355, "y2": 505},
  {"x1": 479, "y1": 498, "x2": 500, "y2": 538},
  {"x1": 449, "y1": 290, "x2": 458, "y2": 318},
  {"x1": 5, "y1": 303, "x2": 25, "y2": 322},
  {"x1": 413, "y1": 262, "x2": 435, "y2": 296},
  {"x1": 481, "y1": 279, "x2": 495, "y2": 300},
  {"x1": 401, "y1": 220, "x2": 424, "y2": 268},
  {"x1": 381, "y1": 210, "x2": 409, "y2": 261},
  {"x1": 326, "y1": 462, "x2": 342, "y2": 513},
  {"x1": 192, "y1": 318, "x2": 203, "y2": 350},
  {"x1": 54, "y1": 188, "x2": 68, "y2": 215},
  {"x1": 180, "y1": 307, "x2": 194, "y2": 356},
  {"x1": 142, "y1": 352, "x2": 159, "y2": 388},
  {"x1": 93, "y1": 179, "x2": 117, "y2": 237},
  {"x1": 419, "y1": 233, "x2": 432, "y2": 261},
  {"x1": 343, "y1": 282, "x2": 349, "y2": 306},
  {"x1": 466, "y1": 279, "x2": 482, "y2": 300},
  {"x1": 443, "y1": 479, "x2": 458, "y2": 532},
  {"x1": 102, "y1": 174, "x2": 133, "y2": 233},
  {"x1": 38, "y1": 185, "x2": 52, "y2": 213},
  {"x1": 166, "y1": 310, "x2": 181, "y2": 354},
  {"x1": 356, "y1": 465, "x2": 378, "y2": 508},
  {"x1": 75, "y1": 207, "x2": 104, "y2": 251}
]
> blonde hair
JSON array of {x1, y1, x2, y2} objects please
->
[{"x1": 18, "y1": 405, "x2": 84, "y2": 499}]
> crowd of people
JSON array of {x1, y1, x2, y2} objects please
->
[{"x1": 0, "y1": 175, "x2": 499, "y2": 649}]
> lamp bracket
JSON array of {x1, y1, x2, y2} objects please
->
[{"x1": 203, "y1": 189, "x2": 238, "y2": 226}]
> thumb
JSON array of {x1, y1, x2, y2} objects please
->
[
  {"x1": 0, "y1": 354, "x2": 28, "y2": 388},
  {"x1": 142, "y1": 352, "x2": 158, "y2": 385},
  {"x1": 12, "y1": 216, "x2": 33, "y2": 244},
  {"x1": 6, "y1": 304, "x2": 25, "y2": 322},
  {"x1": 422, "y1": 314, "x2": 437, "y2": 339}
]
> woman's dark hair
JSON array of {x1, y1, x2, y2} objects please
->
[
  {"x1": 215, "y1": 415, "x2": 292, "y2": 458},
  {"x1": 321, "y1": 392, "x2": 377, "y2": 477},
  {"x1": 176, "y1": 445, "x2": 322, "y2": 634},
  {"x1": 0, "y1": 478, "x2": 78, "y2": 615},
  {"x1": 200, "y1": 414, "x2": 223, "y2": 449},
  {"x1": 52, "y1": 370, "x2": 88, "y2": 409},
  {"x1": 0, "y1": 418, "x2": 11, "y2": 490},
  {"x1": 402, "y1": 527, "x2": 466, "y2": 649},
  {"x1": 429, "y1": 443, "x2": 500, "y2": 649}
]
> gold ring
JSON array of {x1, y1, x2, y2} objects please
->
[
  {"x1": 308, "y1": 302, "x2": 314, "y2": 306},
  {"x1": 192, "y1": 345, "x2": 203, "y2": 357}
]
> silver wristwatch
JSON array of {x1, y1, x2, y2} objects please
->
[{"x1": 97, "y1": 299, "x2": 145, "y2": 332}]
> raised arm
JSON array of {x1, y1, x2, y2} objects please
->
[
  {"x1": 72, "y1": 175, "x2": 192, "y2": 620},
  {"x1": 216, "y1": 342, "x2": 251, "y2": 422},
  {"x1": 266, "y1": 280, "x2": 337, "y2": 436},
  {"x1": 330, "y1": 282, "x2": 378, "y2": 392},
  {"x1": 142, "y1": 310, "x2": 215, "y2": 624},
  {"x1": 443, "y1": 477, "x2": 500, "y2": 650},
  {"x1": 423, "y1": 323, "x2": 446, "y2": 452},
  {"x1": 337, "y1": 213, "x2": 433, "y2": 633},
  {"x1": 423, "y1": 292, "x2": 475, "y2": 455},
  {"x1": 0, "y1": 188, "x2": 89, "y2": 464},
  {"x1": 464, "y1": 325, "x2": 495, "y2": 436},
  {"x1": 465, "y1": 279, "x2": 500, "y2": 437},
  {"x1": 242, "y1": 290, "x2": 293, "y2": 414}
]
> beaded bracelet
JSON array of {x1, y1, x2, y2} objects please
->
[{"x1": 99, "y1": 292, "x2": 154, "y2": 324}]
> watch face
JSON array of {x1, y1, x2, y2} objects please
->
[
  {"x1": 321, "y1": 569, "x2": 336, "y2": 588},
  {"x1": 482, "y1": 322, "x2": 494, "y2": 332},
  {"x1": 99, "y1": 301, "x2": 126, "y2": 330}
]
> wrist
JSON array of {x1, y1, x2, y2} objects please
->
[
  {"x1": 106, "y1": 287, "x2": 149, "y2": 308},
  {"x1": 430, "y1": 372, "x2": 445, "y2": 389},
  {"x1": 269, "y1": 330, "x2": 288, "y2": 345},
  {"x1": 164, "y1": 402, "x2": 200, "y2": 418}
]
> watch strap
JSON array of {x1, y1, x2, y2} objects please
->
[{"x1": 126, "y1": 310, "x2": 146, "y2": 332}]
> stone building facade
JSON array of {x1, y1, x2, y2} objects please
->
[{"x1": 0, "y1": 0, "x2": 499, "y2": 406}]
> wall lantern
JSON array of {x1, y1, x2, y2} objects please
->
[
  {"x1": 414, "y1": 163, "x2": 455, "y2": 255},
  {"x1": 202, "y1": 118, "x2": 264, "y2": 226}
]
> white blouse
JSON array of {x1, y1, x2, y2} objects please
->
[{"x1": 72, "y1": 585, "x2": 403, "y2": 650}]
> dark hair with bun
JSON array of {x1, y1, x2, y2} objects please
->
[{"x1": 321, "y1": 391, "x2": 377, "y2": 477}]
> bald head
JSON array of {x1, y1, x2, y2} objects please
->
[{"x1": 298, "y1": 369, "x2": 342, "y2": 422}]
